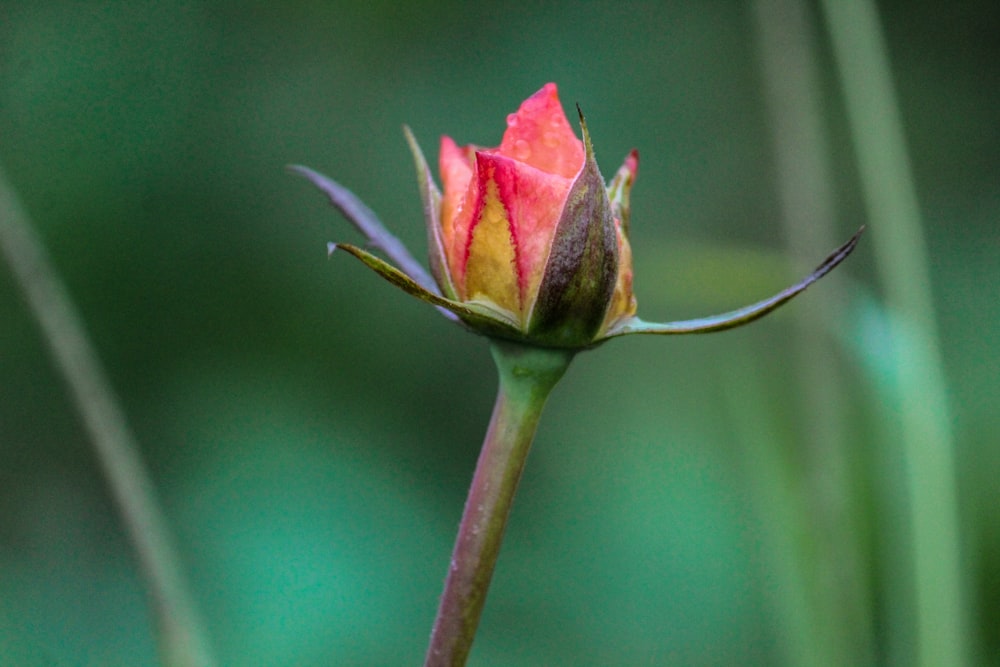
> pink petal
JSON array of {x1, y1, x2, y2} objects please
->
[
  {"x1": 497, "y1": 83, "x2": 584, "y2": 179},
  {"x1": 439, "y1": 136, "x2": 478, "y2": 287},
  {"x1": 475, "y1": 150, "x2": 573, "y2": 311},
  {"x1": 623, "y1": 149, "x2": 639, "y2": 179}
]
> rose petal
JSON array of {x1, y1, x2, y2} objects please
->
[
  {"x1": 475, "y1": 151, "x2": 573, "y2": 312},
  {"x1": 439, "y1": 136, "x2": 478, "y2": 286},
  {"x1": 498, "y1": 83, "x2": 585, "y2": 179}
]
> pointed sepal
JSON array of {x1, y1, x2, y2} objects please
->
[
  {"x1": 606, "y1": 150, "x2": 638, "y2": 237},
  {"x1": 332, "y1": 242, "x2": 529, "y2": 340},
  {"x1": 603, "y1": 227, "x2": 865, "y2": 338},
  {"x1": 288, "y1": 164, "x2": 444, "y2": 299},
  {"x1": 527, "y1": 107, "x2": 619, "y2": 347},
  {"x1": 404, "y1": 127, "x2": 458, "y2": 300}
]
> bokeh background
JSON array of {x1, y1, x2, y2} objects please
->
[{"x1": 1, "y1": 1, "x2": 997, "y2": 665}]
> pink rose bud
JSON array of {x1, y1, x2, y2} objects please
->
[
  {"x1": 422, "y1": 83, "x2": 638, "y2": 347},
  {"x1": 297, "y1": 83, "x2": 861, "y2": 349}
]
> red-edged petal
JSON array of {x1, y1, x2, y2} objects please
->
[
  {"x1": 461, "y1": 156, "x2": 518, "y2": 316},
  {"x1": 439, "y1": 136, "x2": 478, "y2": 287},
  {"x1": 474, "y1": 150, "x2": 574, "y2": 314}
]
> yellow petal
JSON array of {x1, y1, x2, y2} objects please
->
[{"x1": 464, "y1": 178, "x2": 521, "y2": 319}]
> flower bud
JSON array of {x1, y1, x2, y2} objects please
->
[
  {"x1": 426, "y1": 83, "x2": 637, "y2": 347},
  {"x1": 298, "y1": 83, "x2": 862, "y2": 350}
]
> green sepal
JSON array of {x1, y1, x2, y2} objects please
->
[
  {"x1": 527, "y1": 108, "x2": 619, "y2": 348},
  {"x1": 332, "y1": 243, "x2": 528, "y2": 340},
  {"x1": 288, "y1": 164, "x2": 441, "y2": 296},
  {"x1": 606, "y1": 150, "x2": 638, "y2": 237},
  {"x1": 404, "y1": 126, "x2": 458, "y2": 301},
  {"x1": 603, "y1": 226, "x2": 865, "y2": 338}
]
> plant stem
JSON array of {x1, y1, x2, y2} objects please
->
[
  {"x1": 424, "y1": 340, "x2": 573, "y2": 667},
  {"x1": 0, "y1": 163, "x2": 215, "y2": 667}
]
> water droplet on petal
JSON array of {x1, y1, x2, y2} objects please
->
[
  {"x1": 506, "y1": 113, "x2": 518, "y2": 127},
  {"x1": 513, "y1": 139, "x2": 531, "y2": 160},
  {"x1": 542, "y1": 131, "x2": 560, "y2": 147}
]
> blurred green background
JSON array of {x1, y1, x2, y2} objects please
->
[{"x1": 1, "y1": 1, "x2": 997, "y2": 665}]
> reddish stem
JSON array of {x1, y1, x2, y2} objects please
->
[{"x1": 424, "y1": 341, "x2": 573, "y2": 667}]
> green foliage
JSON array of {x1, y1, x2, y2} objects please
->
[{"x1": 1, "y1": 1, "x2": 997, "y2": 665}]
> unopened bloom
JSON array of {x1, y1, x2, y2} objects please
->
[
  {"x1": 291, "y1": 83, "x2": 863, "y2": 667},
  {"x1": 292, "y1": 84, "x2": 861, "y2": 350},
  {"x1": 428, "y1": 83, "x2": 636, "y2": 347}
]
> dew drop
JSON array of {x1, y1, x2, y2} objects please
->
[
  {"x1": 506, "y1": 113, "x2": 518, "y2": 127},
  {"x1": 513, "y1": 139, "x2": 531, "y2": 160},
  {"x1": 542, "y1": 131, "x2": 560, "y2": 147}
]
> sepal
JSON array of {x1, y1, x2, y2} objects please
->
[
  {"x1": 606, "y1": 150, "x2": 638, "y2": 236},
  {"x1": 289, "y1": 164, "x2": 442, "y2": 291},
  {"x1": 527, "y1": 108, "x2": 619, "y2": 347},
  {"x1": 404, "y1": 127, "x2": 459, "y2": 300},
  {"x1": 332, "y1": 243, "x2": 527, "y2": 340},
  {"x1": 602, "y1": 227, "x2": 865, "y2": 338}
]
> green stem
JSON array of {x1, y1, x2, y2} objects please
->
[
  {"x1": 0, "y1": 163, "x2": 215, "y2": 667},
  {"x1": 424, "y1": 341, "x2": 573, "y2": 667}
]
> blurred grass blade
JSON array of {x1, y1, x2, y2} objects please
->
[
  {"x1": 819, "y1": 2, "x2": 968, "y2": 666},
  {"x1": 719, "y1": 347, "x2": 829, "y2": 667},
  {"x1": 0, "y1": 163, "x2": 215, "y2": 667},
  {"x1": 751, "y1": 0, "x2": 874, "y2": 663}
]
